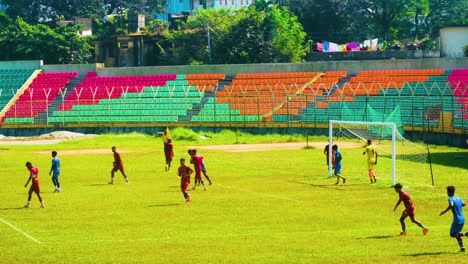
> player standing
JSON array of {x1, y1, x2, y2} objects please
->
[
  {"x1": 164, "y1": 139, "x2": 174, "y2": 171},
  {"x1": 189, "y1": 149, "x2": 207, "y2": 190},
  {"x1": 49, "y1": 151, "x2": 61, "y2": 192},
  {"x1": 333, "y1": 145, "x2": 345, "y2": 184},
  {"x1": 178, "y1": 158, "x2": 193, "y2": 204},
  {"x1": 440, "y1": 186, "x2": 467, "y2": 252},
  {"x1": 324, "y1": 144, "x2": 330, "y2": 166},
  {"x1": 393, "y1": 183, "x2": 429, "y2": 236},
  {"x1": 363, "y1": 139, "x2": 378, "y2": 184},
  {"x1": 24, "y1": 162, "x2": 45, "y2": 208},
  {"x1": 110, "y1": 146, "x2": 129, "y2": 184}
]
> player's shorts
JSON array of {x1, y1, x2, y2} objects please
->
[
  {"x1": 334, "y1": 165, "x2": 342, "y2": 175},
  {"x1": 181, "y1": 183, "x2": 189, "y2": 192},
  {"x1": 165, "y1": 154, "x2": 173, "y2": 162},
  {"x1": 367, "y1": 161, "x2": 375, "y2": 170},
  {"x1": 450, "y1": 222, "x2": 464, "y2": 236},
  {"x1": 52, "y1": 171, "x2": 60, "y2": 179},
  {"x1": 405, "y1": 207, "x2": 415, "y2": 216},
  {"x1": 112, "y1": 162, "x2": 125, "y2": 173},
  {"x1": 195, "y1": 171, "x2": 202, "y2": 181},
  {"x1": 30, "y1": 183, "x2": 40, "y2": 194}
]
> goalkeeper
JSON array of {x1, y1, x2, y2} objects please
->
[{"x1": 363, "y1": 139, "x2": 378, "y2": 184}]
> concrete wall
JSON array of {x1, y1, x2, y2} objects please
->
[
  {"x1": 98, "y1": 58, "x2": 468, "y2": 77},
  {"x1": 0, "y1": 60, "x2": 42, "y2": 70},
  {"x1": 440, "y1": 27, "x2": 468, "y2": 58},
  {"x1": 41, "y1": 64, "x2": 103, "y2": 75}
]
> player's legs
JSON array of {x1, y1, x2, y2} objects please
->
[
  {"x1": 118, "y1": 167, "x2": 129, "y2": 182},
  {"x1": 399, "y1": 211, "x2": 408, "y2": 234},
  {"x1": 368, "y1": 162, "x2": 376, "y2": 183},
  {"x1": 51, "y1": 176, "x2": 57, "y2": 189},
  {"x1": 110, "y1": 167, "x2": 117, "y2": 184},
  {"x1": 202, "y1": 170, "x2": 212, "y2": 185},
  {"x1": 450, "y1": 223, "x2": 465, "y2": 251},
  {"x1": 53, "y1": 172, "x2": 61, "y2": 192},
  {"x1": 181, "y1": 184, "x2": 191, "y2": 204},
  {"x1": 165, "y1": 156, "x2": 171, "y2": 171},
  {"x1": 408, "y1": 213, "x2": 428, "y2": 234}
]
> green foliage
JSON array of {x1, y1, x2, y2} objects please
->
[
  {"x1": 0, "y1": 15, "x2": 93, "y2": 64},
  {"x1": 159, "y1": 0, "x2": 307, "y2": 65},
  {"x1": 464, "y1": 45, "x2": 468, "y2": 57},
  {"x1": 170, "y1": 127, "x2": 200, "y2": 141}
]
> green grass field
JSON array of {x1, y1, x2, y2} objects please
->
[{"x1": 0, "y1": 129, "x2": 467, "y2": 263}]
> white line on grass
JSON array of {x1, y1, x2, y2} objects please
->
[
  {"x1": 216, "y1": 184, "x2": 303, "y2": 202},
  {"x1": 0, "y1": 218, "x2": 41, "y2": 244}
]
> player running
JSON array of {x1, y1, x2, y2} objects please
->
[
  {"x1": 178, "y1": 158, "x2": 193, "y2": 204},
  {"x1": 333, "y1": 145, "x2": 345, "y2": 184},
  {"x1": 49, "y1": 151, "x2": 61, "y2": 192},
  {"x1": 363, "y1": 139, "x2": 378, "y2": 184},
  {"x1": 164, "y1": 139, "x2": 174, "y2": 171},
  {"x1": 24, "y1": 162, "x2": 45, "y2": 208},
  {"x1": 393, "y1": 183, "x2": 429, "y2": 236},
  {"x1": 440, "y1": 186, "x2": 467, "y2": 252},
  {"x1": 110, "y1": 146, "x2": 129, "y2": 184}
]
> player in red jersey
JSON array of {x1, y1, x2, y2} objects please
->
[
  {"x1": 178, "y1": 158, "x2": 193, "y2": 204},
  {"x1": 110, "y1": 146, "x2": 129, "y2": 184},
  {"x1": 24, "y1": 162, "x2": 45, "y2": 208},
  {"x1": 393, "y1": 183, "x2": 429, "y2": 236},
  {"x1": 188, "y1": 149, "x2": 207, "y2": 190},
  {"x1": 164, "y1": 139, "x2": 174, "y2": 171}
]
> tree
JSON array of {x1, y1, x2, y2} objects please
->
[
  {"x1": 2, "y1": 0, "x2": 43, "y2": 24},
  {"x1": 159, "y1": 0, "x2": 307, "y2": 65},
  {"x1": 426, "y1": 0, "x2": 468, "y2": 36},
  {"x1": 346, "y1": 0, "x2": 410, "y2": 41},
  {"x1": 276, "y1": 0, "x2": 350, "y2": 43},
  {"x1": 2, "y1": 1, "x2": 166, "y2": 24},
  {"x1": 0, "y1": 16, "x2": 93, "y2": 64}
]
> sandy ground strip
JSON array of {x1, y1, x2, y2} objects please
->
[{"x1": 0, "y1": 131, "x2": 96, "y2": 145}]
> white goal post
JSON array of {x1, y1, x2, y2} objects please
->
[{"x1": 328, "y1": 120, "x2": 397, "y2": 186}]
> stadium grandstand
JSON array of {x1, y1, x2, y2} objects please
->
[{"x1": 0, "y1": 60, "x2": 466, "y2": 146}]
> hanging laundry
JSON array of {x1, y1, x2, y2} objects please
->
[
  {"x1": 317, "y1": 42, "x2": 323, "y2": 52},
  {"x1": 371, "y1": 38, "x2": 379, "y2": 51},
  {"x1": 323, "y1": 41, "x2": 330, "y2": 52},
  {"x1": 328, "y1": 42, "x2": 339, "y2": 52}
]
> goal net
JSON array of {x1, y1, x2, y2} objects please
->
[{"x1": 328, "y1": 120, "x2": 432, "y2": 187}]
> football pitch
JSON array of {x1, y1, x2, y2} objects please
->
[{"x1": 0, "y1": 130, "x2": 467, "y2": 263}]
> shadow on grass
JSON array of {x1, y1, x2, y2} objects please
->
[
  {"x1": 358, "y1": 235, "x2": 394, "y2": 240},
  {"x1": 148, "y1": 203, "x2": 182, "y2": 207},
  {"x1": 0, "y1": 207, "x2": 24, "y2": 210},
  {"x1": 290, "y1": 180, "x2": 390, "y2": 191},
  {"x1": 86, "y1": 183, "x2": 113, "y2": 186},
  {"x1": 402, "y1": 251, "x2": 448, "y2": 257},
  {"x1": 428, "y1": 152, "x2": 468, "y2": 170}
]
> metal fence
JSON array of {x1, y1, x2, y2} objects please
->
[{"x1": 1, "y1": 81, "x2": 466, "y2": 134}]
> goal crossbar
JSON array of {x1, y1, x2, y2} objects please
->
[{"x1": 328, "y1": 120, "x2": 397, "y2": 186}]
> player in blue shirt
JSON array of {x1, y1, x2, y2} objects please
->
[
  {"x1": 49, "y1": 151, "x2": 61, "y2": 193},
  {"x1": 440, "y1": 186, "x2": 467, "y2": 252},
  {"x1": 333, "y1": 145, "x2": 345, "y2": 184}
]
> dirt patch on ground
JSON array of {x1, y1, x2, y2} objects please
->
[
  {"x1": 0, "y1": 131, "x2": 97, "y2": 145},
  {"x1": 191, "y1": 142, "x2": 362, "y2": 152}
]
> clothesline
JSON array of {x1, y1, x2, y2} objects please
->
[{"x1": 316, "y1": 38, "x2": 379, "y2": 52}]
